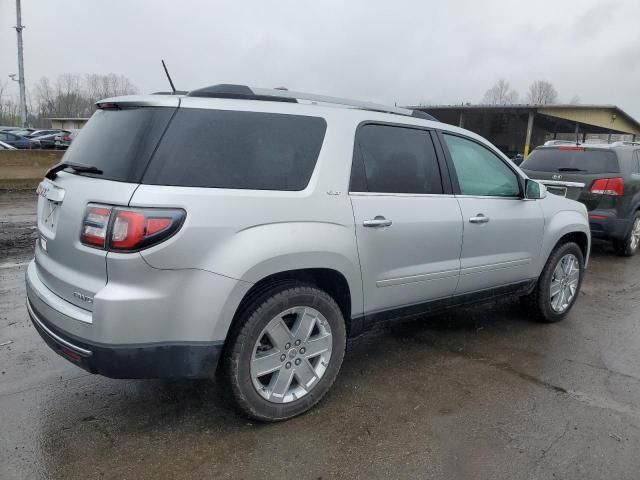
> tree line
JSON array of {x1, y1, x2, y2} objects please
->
[
  {"x1": 0, "y1": 73, "x2": 579, "y2": 127},
  {"x1": 0, "y1": 73, "x2": 138, "y2": 127},
  {"x1": 481, "y1": 79, "x2": 579, "y2": 106}
]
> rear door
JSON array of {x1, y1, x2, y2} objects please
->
[
  {"x1": 440, "y1": 132, "x2": 544, "y2": 294},
  {"x1": 33, "y1": 101, "x2": 177, "y2": 310},
  {"x1": 350, "y1": 123, "x2": 463, "y2": 318}
]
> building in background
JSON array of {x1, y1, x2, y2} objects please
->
[
  {"x1": 47, "y1": 117, "x2": 89, "y2": 130},
  {"x1": 410, "y1": 104, "x2": 640, "y2": 158}
]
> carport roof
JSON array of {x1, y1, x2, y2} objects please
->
[
  {"x1": 408, "y1": 104, "x2": 640, "y2": 135},
  {"x1": 46, "y1": 117, "x2": 90, "y2": 121}
]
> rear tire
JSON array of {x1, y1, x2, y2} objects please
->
[
  {"x1": 613, "y1": 213, "x2": 640, "y2": 257},
  {"x1": 224, "y1": 283, "x2": 346, "y2": 422},
  {"x1": 522, "y1": 241, "x2": 584, "y2": 323}
]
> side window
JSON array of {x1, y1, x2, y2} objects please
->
[
  {"x1": 350, "y1": 124, "x2": 443, "y2": 194},
  {"x1": 0, "y1": 133, "x2": 6, "y2": 141},
  {"x1": 634, "y1": 151, "x2": 640, "y2": 174},
  {"x1": 443, "y1": 133, "x2": 520, "y2": 197}
]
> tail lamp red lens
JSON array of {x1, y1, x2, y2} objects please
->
[
  {"x1": 81, "y1": 206, "x2": 112, "y2": 247},
  {"x1": 81, "y1": 204, "x2": 185, "y2": 251},
  {"x1": 590, "y1": 177, "x2": 624, "y2": 196}
]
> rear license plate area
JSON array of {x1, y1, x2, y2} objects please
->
[
  {"x1": 36, "y1": 181, "x2": 65, "y2": 236},
  {"x1": 39, "y1": 199, "x2": 61, "y2": 233}
]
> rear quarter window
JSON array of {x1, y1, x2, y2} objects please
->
[
  {"x1": 143, "y1": 109, "x2": 327, "y2": 191},
  {"x1": 521, "y1": 148, "x2": 619, "y2": 174}
]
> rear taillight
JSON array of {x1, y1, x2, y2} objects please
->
[
  {"x1": 590, "y1": 177, "x2": 624, "y2": 196},
  {"x1": 81, "y1": 205, "x2": 112, "y2": 248},
  {"x1": 81, "y1": 204, "x2": 185, "y2": 252}
]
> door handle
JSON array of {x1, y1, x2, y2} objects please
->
[
  {"x1": 469, "y1": 214, "x2": 490, "y2": 224},
  {"x1": 363, "y1": 216, "x2": 392, "y2": 228}
]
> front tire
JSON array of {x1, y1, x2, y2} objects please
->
[
  {"x1": 523, "y1": 242, "x2": 584, "y2": 323},
  {"x1": 224, "y1": 283, "x2": 346, "y2": 422},
  {"x1": 614, "y1": 213, "x2": 640, "y2": 257}
]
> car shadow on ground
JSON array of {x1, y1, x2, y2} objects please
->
[{"x1": 38, "y1": 296, "x2": 534, "y2": 434}]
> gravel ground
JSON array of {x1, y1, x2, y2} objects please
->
[
  {"x1": 2, "y1": 191, "x2": 640, "y2": 479},
  {"x1": 0, "y1": 190, "x2": 38, "y2": 263}
]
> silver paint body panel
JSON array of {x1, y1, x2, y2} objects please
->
[{"x1": 25, "y1": 94, "x2": 590, "y2": 350}]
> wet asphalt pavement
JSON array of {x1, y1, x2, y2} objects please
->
[{"x1": 2, "y1": 190, "x2": 640, "y2": 479}]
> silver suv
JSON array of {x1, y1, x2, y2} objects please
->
[{"x1": 26, "y1": 85, "x2": 590, "y2": 421}]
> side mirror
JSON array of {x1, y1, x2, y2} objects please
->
[{"x1": 525, "y1": 179, "x2": 546, "y2": 200}]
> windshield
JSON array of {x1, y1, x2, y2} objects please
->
[
  {"x1": 521, "y1": 148, "x2": 619, "y2": 174},
  {"x1": 61, "y1": 106, "x2": 176, "y2": 182}
]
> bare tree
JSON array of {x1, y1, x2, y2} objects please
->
[
  {"x1": 481, "y1": 79, "x2": 519, "y2": 105},
  {"x1": 54, "y1": 73, "x2": 86, "y2": 117},
  {"x1": 526, "y1": 80, "x2": 558, "y2": 105},
  {"x1": 84, "y1": 73, "x2": 138, "y2": 104},
  {"x1": 32, "y1": 73, "x2": 139, "y2": 122},
  {"x1": 569, "y1": 95, "x2": 580, "y2": 105},
  {"x1": 0, "y1": 80, "x2": 21, "y2": 126}
]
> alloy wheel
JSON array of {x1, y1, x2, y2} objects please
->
[
  {"x1": 549, "y1": 253, "x2": 580, "y2": 313},
  {"x1": 250, "y1": 306, "x2": 333, "y2": 403}
]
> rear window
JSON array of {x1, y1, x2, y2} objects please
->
[
  {"x1": 62, "y1": 107, "x2": 176, "y2": 182},
  {"x1": 521, "y1": 148, "x2": 619, "y2": 174},
  {"x1": 143, "y1": 109, "x2": 327, "y2": 190}
]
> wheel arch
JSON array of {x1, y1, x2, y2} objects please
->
[
  {"x1": 538, "y1": 210, "x2": 591, "y2": 274},
  {"x1": 556, "y1": 231, "x2": 589, "y2": 261},
  {"x1": 219, "y1": 267, "x2": 356, "y2": 364}
]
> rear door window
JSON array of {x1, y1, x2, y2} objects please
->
[
  {"x1": 62, "y1": 107, "x2": 176, "y2": 182},
  {"x1": 144, "y1": 109, "x2": 327, "y2": 191},
  {"x1": 349, "y1": 124, "x2": 443, "y2": 194},
  {"x1": 521, "y1": 148, "x2": 619, "y2": 174}
]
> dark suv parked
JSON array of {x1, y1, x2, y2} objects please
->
[{"x1": 522, "y1": 141, "x2": 640, "y2": 256}]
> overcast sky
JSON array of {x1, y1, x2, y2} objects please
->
[{"x1": 1, "y1": 0, "x2": 639, "y2": 117}]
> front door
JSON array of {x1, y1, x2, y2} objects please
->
[
  {"x1": 349, "y1": 123, "x2": 463, "y2": 319},
  {"x1": 440, "y1": 133, "x2": 545, "y2": 294}
]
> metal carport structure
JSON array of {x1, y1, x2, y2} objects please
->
[{"x1": 410, "y1": 104, "x2": 640, "y2": 158}]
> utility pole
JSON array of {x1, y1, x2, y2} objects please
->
[{"x1": 14, "y1": 0, "x2": 28, "y2": 127}]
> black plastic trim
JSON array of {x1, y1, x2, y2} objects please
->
[
  {"x1": 354, "y1": 279, "x2": 536, "y2": 331},
  {"x1": 411, "y1": 110, "x2": 438, "y2": 121},
  {"x1": 28, "y1": 299, "x2": 222, "y2": 379},
  {"x1": 187, "y1": 84, "x2": 297, "y2": 103}
]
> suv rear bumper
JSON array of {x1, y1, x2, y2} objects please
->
[
  {"x1": 25, "y1": 259, "x2": 225, "y2": 379},
  {"x1": 27, "y1": 297, "x2": 223, "y2": 378},
  {"x1": 588, "y1": 211, "x2": 630, "y2": 240}
]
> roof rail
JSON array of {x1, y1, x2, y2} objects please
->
[
  {"x1": 543, "y1": 140, "x2": 580, "y2": 146},
  {"x1": 186, "y1": 84, "x2": 438, "y2": 121},
  {"x1": 611, "y1": 141, "x2": 640, "y2": 147}
]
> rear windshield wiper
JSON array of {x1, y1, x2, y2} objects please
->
[
  {"x1": 45, "y1": 161, "x2": 103, "y2": 179},
  {"x1": 557, "y1": 167, "x2": 587, "y2": 172}
]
